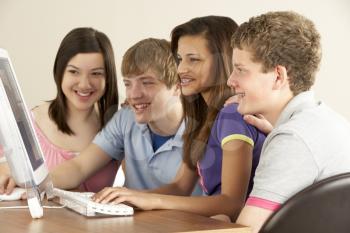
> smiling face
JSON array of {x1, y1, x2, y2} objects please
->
[
  {"x1": 61, "y1": 53, "x2": 106, "y2": 112},
  {"x1": 176, "y1": 35, "x2": 214, "y2": 101},
  {"x1": 124, "y1": 69, "x2": 178, "y2": 124},
  {"x1": 227, "y1": 48, "x2": 277, "y2": 116}
]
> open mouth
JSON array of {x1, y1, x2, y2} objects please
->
[
  {"x1": 180, "y1": 77, "x2": 194, "y2": 86},
  {"x1": 75, "y1": 91, "x2": 93, "y2": 97},
  {"x1": 133, "y1": 103, "x2": 150, "y2": 113},
  {"x1": 74, "y1": 90, "x2": 94, "y2": 101}
]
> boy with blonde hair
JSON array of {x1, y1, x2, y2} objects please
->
[
  {"x1": 1, "y1": 38, "x2": 197, "y2": 194},
  {"x1": 227, "y1": 11, "x2": 350, "y2": 232}
]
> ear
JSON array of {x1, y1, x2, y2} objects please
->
[{"x1": 272, "y1": 65, "x2": 289, "y2": 90}]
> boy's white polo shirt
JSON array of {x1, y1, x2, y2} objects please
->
[{"x1": 248, "y1": 91, "x2": 350, "y2": 208}]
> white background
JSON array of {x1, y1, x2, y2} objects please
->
[{"x1": 1, "y1": 0, "x2": 350, "y2": 121}]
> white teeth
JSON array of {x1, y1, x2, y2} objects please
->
[
  {"x1": 77, "y1": 91, "x2": 91, "y2": 97},
  {"x1": 180, "y1": 78, "x2": 191, "y2": 84},
  {"x1": 134, "y1": 104, "x2": 149, "y2": 109}
]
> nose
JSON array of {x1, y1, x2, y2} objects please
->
[
  {"x1": 177, "y1": 60, "x2": 188, "y2": 75},
  {"x1": 227, "y1": 71, "x2": 237, "y2": 88},
  {"x1": 77, "y1": 75, "x2": 92, "y2": 89},
  {"x1": 127, "y1": 82, "x2": 143, "y2": 99}
]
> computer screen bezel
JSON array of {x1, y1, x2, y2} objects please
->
[{"x1": 0, "y1": 48, "x2": 48, "y2": 186}]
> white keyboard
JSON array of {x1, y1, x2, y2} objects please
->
[{"x1": 53, "y1": 188, "x2": 134, "y2": 217}]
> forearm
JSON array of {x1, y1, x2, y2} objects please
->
[
  {"x1": 149, "y1": 164, "x2": 198, "y2": 196},
  {"x1": 0, "y1": 162, "x2": 10, "y2": 175},
  {"x1": 50, "y1": 159, "x2": 86, "y2": 189},
  {"x1": 236, "y1": 205, "x2": 273, "y2": 233},
  {"x1": 153, "y1": 194, "x2": 243, "y2": 219},
  {"x1": 50, "y1": 144, "x2": 114, "y2": 190},
  {"x1": 149, "y1": 182, "x2": 193, "y2": 196}
]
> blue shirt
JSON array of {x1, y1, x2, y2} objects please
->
[
  {"x1": 149, "y1": 129, "x2": 174, "y2": 152},
  {"x1": 93, "y1": 107, "x2": 202, "y2": 194},
  {"x1": 198, "y1": 104, "x2": 266, "y2": 196}
]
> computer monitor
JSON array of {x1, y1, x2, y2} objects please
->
[
  {"x1": 0, "y1": 48, "x2": 49, "y2": 185},
  {"x1": 0, "y1": 48, "x2": 52, "y2": 218}
]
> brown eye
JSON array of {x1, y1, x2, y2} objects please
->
[
  {"x1": 68, "y1": 70, "x2": 78, "y2": 75},
  {"x1": 189, "y1": 57, "x2": 200, "y2": 62}
]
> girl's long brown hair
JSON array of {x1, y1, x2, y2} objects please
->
[
  {"x1": 171, "y1": 16, "x2": 238, "y2": 169},
  {"x1": 49, "y1": 27, "x2": 119, "y2": 135}
]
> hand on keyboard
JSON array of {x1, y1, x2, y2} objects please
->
[
  {"x1": 92, "y1": 186, "x2": 159, "y2": 211},
  {"x1": 53, "y1": 188, "x2": 133, "y2": 216}
]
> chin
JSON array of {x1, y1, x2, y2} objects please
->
[
  {"x1": 236, "y1": 104, "x2": 245, "y2": 115},
  {"x1": 181, "y1": 88, "x2": 197, "y2": 97},
  {"x1": 237, "y1": 104, "x2": 254, "y2": 116},
  {"x1": 74, "y1": 104, "x2": 95, "y2": 111},
  {"x1": 134, "y1": 115, "x2": 150, "y2": 124}
]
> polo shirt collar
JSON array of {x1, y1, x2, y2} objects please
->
[
  {"x1": 172, "y1": 120, "x2": 185, "y2": 147},
  {"x1": 136, "y1": 120, "x2": 185, "y2": 148},
  {"x1": 275, "y1": 91, "x2": 317, "y2": 128}
]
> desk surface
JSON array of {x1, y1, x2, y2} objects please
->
[{"x1": 0, "y1": 200, "x2": 250, "y2": 233}]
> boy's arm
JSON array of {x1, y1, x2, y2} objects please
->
[
  {"x1": 236, "y1": 205, "x2": 273, "y2": 233},
  {"x1": 50, "y1": 143, "x2": 117, "y2": 190}
]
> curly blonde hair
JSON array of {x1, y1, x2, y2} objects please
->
[{"x1": 231, "y1": 11, "x2": 322, "y2": 95}]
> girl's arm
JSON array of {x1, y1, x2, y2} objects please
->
[
  {"x1": 149, "y1": 162, "x2": 199, "y2": 196},
  {"x1": 93, "y1": 140, "x2": 252, "y2": 221}
]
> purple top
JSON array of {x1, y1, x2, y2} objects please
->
[{"x1": 197, "y1": 104, "x2": 265, "y2": 196}]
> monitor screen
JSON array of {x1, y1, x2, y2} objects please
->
[{"x1": 0, "y1": 49, "x2": 48, "y2": 185}]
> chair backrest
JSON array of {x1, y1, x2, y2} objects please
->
[{"x1": 260, "y1": 172, "x2": 350, "y2": 233}]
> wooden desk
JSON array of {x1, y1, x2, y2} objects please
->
[{"x1": 0, "y1": 200, "x2": 250, "y2": 233}]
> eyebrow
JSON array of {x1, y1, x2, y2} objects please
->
[
  {"x1": 123, "y1": 76, "x2": 157, "y2": 81},
  {"x1": 233, "y1": 63, "x2": 245, "y2": 67},
  {"x1": 177, "y1": 53, "x2": 200, "y2": 57},
  {"x1": 66, "y1": 65, "x2": 104, "y2": 70}
]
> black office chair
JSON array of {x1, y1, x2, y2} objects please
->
[{"x1": 260, "y1": 172, "x2": 350, "y2": 233}]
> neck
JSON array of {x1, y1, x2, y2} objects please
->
[
  {"x1": 201, "y1": 90, "x2": 211, "y2": 105},
  {"x1": 66, "y1": 105, "x2": 99, "y2": 129},
  {"x1": 148, "y1": 101, "x2": 183, "y2": 136},
  {"x1": 265, "y1": 93, "x2": 294, "y2": 126}
]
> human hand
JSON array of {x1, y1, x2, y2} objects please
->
[
  {"x1": 223, "y1": 95, "x2": 273, "y2": 134},
  {"x1": 0, "y1": 173, "x2": 16, "y2": 195},
  {"x1": 243, "y1": 114, "x2": 273, "y2": 135},
  {"x1": 92, "y1": 186, "x2": 159, "y2": 210}
]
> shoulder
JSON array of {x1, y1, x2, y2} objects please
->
[
  {"x1": 215, "y1": 104, "x2": 266, "y2": 142},
  {"x1": 112, "y1": 106, "x2": 135, "y2": 122},
  {"x1": 218, "y1": 104, "x2": 244, "y2": 120},
  {"x1": 215, "y1": 103, "x2": 246, "y2": 126},
  {"x1": 219, "y1": 103, "x2": 239, "y2": 114},
  {"x1": 105, "y1": 106, "x2": 136, "y2": 131},
  {"x1": 31, "y1": 102, "x2": 51, "y2": 126}
]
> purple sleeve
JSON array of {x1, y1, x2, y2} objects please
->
[{"x1": 215, "y1": 104, "x2": 256, "y2": 146}]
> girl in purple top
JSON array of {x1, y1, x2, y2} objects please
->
[
  {"x1": 91, "y1": 16, "x2": 265, "y2": 221},
  {"x1": 198, "y1": 103, "x2": 264, "y2": 196}
]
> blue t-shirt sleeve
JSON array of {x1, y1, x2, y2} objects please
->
[
  {"x1": 93, "y1": 108, "x2": 128, "y2": 161},
  {"x1": 215, "y1": 104, "x2": 256, "y2": 147}
]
